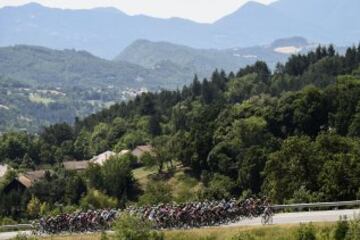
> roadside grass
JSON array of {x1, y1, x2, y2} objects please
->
[{"x1": 38, "y1": 223, "x2": 336, "y2": 240}]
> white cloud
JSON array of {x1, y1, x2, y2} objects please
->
[{"x1": 0, "y1": 0, "x2": 277, "y2": 23}]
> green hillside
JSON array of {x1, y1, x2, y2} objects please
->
[{"x1": 1, "y1": 44, "x2": 360, "y2": 221}]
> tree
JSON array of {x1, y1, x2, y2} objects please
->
[
  {"x1": 201, "y1": 79, "x2": 214, "y2": 104},
  {"x1": 148, "y1": 115, "x2": 161, "y2": 136},
  {"x1": 64, "y1": 174, "x2": 87, "y2": 204},
  {"x1": 73, "y1": 129, "x2": 92, "y2": 160},
  {"x1": 21, "y1": 153, "x2": 34, "y2": 169},
  {"x1": 263, "y1": 136, "x2": 322, "y2": 202},
  {"x1": 152, "y1": 136, "x2": 174, "y2": 173},
  {"x1": 40, "y1": 123, "x2": 73, "y2": 146},
  {"x1": 139, "y1": 181, "x2": 173, "y2": 205},
  {"x1": 101, "y1": 155, "x2": 134, "y2": 202},
  {"x1": 91, "y1": 123, "x2": 110, "y2": 154},
  {"x1": 139, "y1": 94, "x2": 156, "y2": 115},
  {"x1": 191, "y1": 74, "x2": 201, "y2": 98}
]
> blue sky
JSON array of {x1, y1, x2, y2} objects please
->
[{"x1": 0, "y1": 0, "x2": 277, "y2": 23}]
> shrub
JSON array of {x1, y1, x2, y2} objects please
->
[
  {"x1": 80, "y1": 189, "x2": 118, "y2": 209},
  {"x1": 231, "y1": 232, "x2": 256, "y2": 240},
  {"x1": 345, "y1": 216, "x2": 360, "y2": 240},
  {"x1": 141, "y1": 152, "x2": 157, "y2": 168},
  {"x1": 200, "y1": 174, "x2": 235, "y2": 200},
  {"x1": 100, "y1": 232, "x2": 110, "y2": 240},
  {"x1": 26, "y1": 196, "x2": 41, "y2": 218},
  {"x1": 334, "y1": 216, "x2": 349, "y2": 240},
  {"x1": 39, "y1": 202, "x2": 50, "y2": 216},
  {"x1": 113, "y1": 214, "x2": 164, "y2": 240},
  {"x1": 1, "y1": 217, "x2": 17, "y2": 225},
  {"x1": 295, "y1": 223, "x2": 317, "y2": 240},
  {"x1": 138, "y1": 181, "x2": 172, "y2": 205},
  {"x1": 11, "y1": 234, "x2": 38, "y2": 240}
]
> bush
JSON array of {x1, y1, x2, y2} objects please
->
[
  {"x1": 345, "y1": 216, "x2": 360, "y2": 240},
  {"x1": 334, "y1": 216, "x2": 349, "y2": 240},
  {"x1": 230, "y1": 233, "x2": 257, "y2": 240},
  {"x1": 295, "y1": 223, "x2": 317, "y2": 240},
  {"x1": 113, "y1": 214, "x2": 164, "y2": 240},
  {"x1": 100, "y1": 232, "x2": 110, "y2": 240},
  {"x1": 200, "y1": 174, "x2": 235, "y2": 200},
  {"x1": 141, "y1": 152, "x2": 157, "y2": 168},
  {"x1": 80, "y1": 189, "x2": 118, "y2": 209},
  {"x1": 11, "y1": 234, "x2": 38, "y2": 240},
  {"x1": 138, "y1": 181, "x2": 172, "y2": 205},
  {"x1": 26, "y1": 196, "x2": 41, "y2": 218}
]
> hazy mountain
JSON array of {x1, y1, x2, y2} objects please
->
[
  {"x1": 0, "y1": 0, "x2": 359, "y2": 59},
  {"x1": 0, "y1": 45, "x2": 193, "y2": 90},
  {"x1": 116, "y1": 37, "x2": 312, "y2": 77},
  {"x1": 0, "y1": 3, "x2": 208, "y2": 59}
]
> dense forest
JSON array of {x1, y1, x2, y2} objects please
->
[{"x1": 1, "y1": 44, "x2": 360, "y2": 221}]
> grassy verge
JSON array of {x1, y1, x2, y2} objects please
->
[{"x1": 37, "y1": 223, "x2": 336, "y2": 240}]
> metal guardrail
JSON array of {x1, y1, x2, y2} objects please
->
[
  {"x1": 0, "y1": 223, "x2": 34, "y2": 231},
  {"x1": 273, "y1": 200, "x2": 360, "y2": 210}
]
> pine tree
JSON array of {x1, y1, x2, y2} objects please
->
[
  {"x1": 191, "y1": 75, "x2": 201, "y2": 98},
  {"x1": 328, "y1": 44, "x2": 336, "y2": 57}
]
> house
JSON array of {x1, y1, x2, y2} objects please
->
[
  {"x1": 63, "y1": 161, "x2": 89, "y2": 171},
  {"x1": 131, "y1": 145, "x2": 155, "y2": 159},
  {"x1": 0, "y1": 164, "x2": 9, "y2": 179},
  {"x1": 2, "y1": 170, "x2": 46, "y2": 193},
  {"x1": 119, "y1": 149, "x2": 131, "y2": 156},
  {"x1": 16, "y1": 170, "x2": 46, "y2": 188},
  {"x1": 89, "y1": 151, "x2": 116, "y2": 166}
]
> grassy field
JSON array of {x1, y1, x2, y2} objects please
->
[{"x1": 38, "y1": 223, "x2": 336, "y2": 240}]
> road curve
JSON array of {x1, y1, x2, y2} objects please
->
[{"x1": 1, "y1": 209, "x2": 359, "y2": 240}]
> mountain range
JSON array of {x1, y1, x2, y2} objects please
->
[
  {"x1": 0, "y1": 37, "x2": 315, "y2": 93},
  {"x1": 115, "y1": 37, "x2": 313, "y2": 77},
  {"x1": 0, "y1": 0, "x2": 359, "y2": 59}
]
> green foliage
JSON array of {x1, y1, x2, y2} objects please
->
[
  {"x1": 345, "y1": 216, "x2": 360, "y2": 240},
  {"x1": 3, "y1": 45, "x2": 360, "y2": 220},
  {"x1": 0, "y1": 217, "x2": 17, "y2": 225},
  {"x1": 295, "y1": 223, "x2": 317, "y2": 240},
  {"x1": 10, "y1": 234, "x2": 38, "y2": 240},
  {"x1": 139, "y1": 181, "x2": 173, "y2": 205},
  {"x1": 100, "y1": 155, "x2": 134, "y2": 201},
  {"x1": 334, "y1": 216, "x2": 349, "y2": 240},
  {"x1": 201, "y1": 174, "x2": 236, "y2": 200},
  {"x1": 26, "y1": 196, "x2": 41, "y2": 218},
  {"x1": 100, "y1": 232, "x2": 110, "y2": 240},
  {"x1": 80, "y1": 189, "x2": 118, "y2": 209},
  {"x1": 113, "y1": 214, "x2": 164, "y2": 240}
]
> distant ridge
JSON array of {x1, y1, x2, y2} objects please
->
[{"x1": 0, "y1": 0, "x2": 359, "y2": 58}]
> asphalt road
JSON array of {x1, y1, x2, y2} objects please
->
[
  {"x1": 0, "y1": 231, "x2": 32, "y2": 240},
  {"x1": 227, "y1": 208, "x2": 360, "y2": 227},
  {"x1": 1, "y1": 209, "x2": 359, "y2": 240}
]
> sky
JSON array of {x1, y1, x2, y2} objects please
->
[{"x1": 0, "y1": 0, "x2": 277, "y2": 23}]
